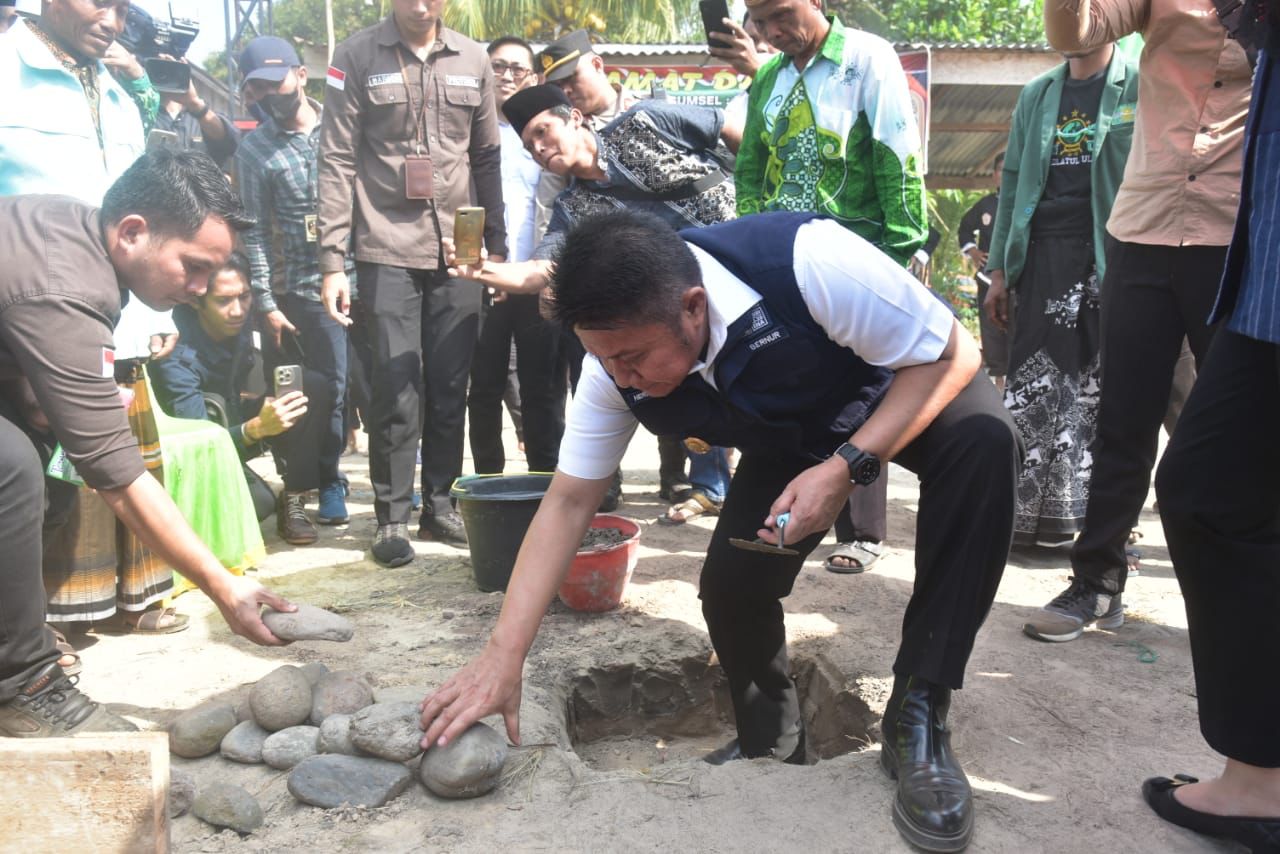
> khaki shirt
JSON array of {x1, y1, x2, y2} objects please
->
[
  {"x1": 0, "y1": 196, "x2": 144, "y2": 490},
  {"x1": 1046, "y1": 0, "x2": 1253, "y2": 246},
  {"x1": 317, "y1": 17, "x2": 506, "y2": 272}
]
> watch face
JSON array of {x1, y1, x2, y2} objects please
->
[{"x1": 854, "y1": 457, "x2": 880, "y2": 485}]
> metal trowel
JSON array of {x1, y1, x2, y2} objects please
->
[{"x1": 729, "y1": 512, "x2": 797, "y2": 556}]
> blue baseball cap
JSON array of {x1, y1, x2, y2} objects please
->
[{"x1": 238, "y1": 36, "x2": 301, "y2": 86}]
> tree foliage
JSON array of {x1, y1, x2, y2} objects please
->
[{"x1": 829, "y1": 0, "x2": 1047, "y2": 45}]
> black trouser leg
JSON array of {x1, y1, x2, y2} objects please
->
[
  {"x1": 359, "y1": 262, "x2": 423, "y2": 526},
  {"x1": 243, "y1": 465, "x2": 276, "y2": 522},
  {"x1": 469, "y1": 296, "x2": 516, "y2": 474},
  {"x1": 1155, "y1": 330, "x2": 1280, "y2": 767},
  {"x1": 249, "y1": 367, "x2": 334, "y2": 494},
  {"x1": 657, "y1": 434, "x2": 687, "y2": 488},
  {"x1": 833, "y1": 475, "x2": 888, "y2": 544},
  {"x1": 892, "y1": 372, "x2": 1020, "y2": 686},
  {"x1": 345, "y1": 299, "x2": 373, "y2": 436},
  {"x1": 699, "y1": 453, "x2": 825, "y2": 756},
  {"x1": 1071, "y1": 242, "x2": 1225, "y2": 595},
  {"x1": 282, "y1": 293, "x2": 348, "y2": 488},
  {"x1": 509, "y1": 294, "x2": 566, "y2": 473},
  {"x1": 0, "y1": 410, "x2": 58, "y2": 703},
  {"x1": 420, "y1": 272, "x2": 483, "y2": 518}
]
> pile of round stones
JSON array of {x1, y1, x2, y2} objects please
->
[{"x1": 165, "y1": 606, "x2": 507, "y2": 834}]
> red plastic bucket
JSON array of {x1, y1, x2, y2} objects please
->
[{"x1": 558, "y1": 514, "x2": 641, "y2": 612}]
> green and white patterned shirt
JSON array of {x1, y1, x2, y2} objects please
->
[{"x1": 735, "y1": 16, "x2": 926, "y2": 266}]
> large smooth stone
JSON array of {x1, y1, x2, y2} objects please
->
[
  {"x1": 261, "y1": 725, "x2": 320, "y2": 770},
  {"x1": 220, "y1": 720, "x2": 270, "y2": 764},
  {"x1": 418, "y1": 722, "x2": 508, "y2": 799},
  {"x1": 262, "y1": 605, "x2": 354, "y2": 642},
  {"x1": 288, "y1": 755, "x2": 413, "y2": 809},
  {"x1": 310, "y1": 671, "x2": 373, "y2": 725},
  {"x1": 371, "y1": 685, "x2": 427, "y2": 705},
  {"x1": 249, "y1": 665, "x2": 312, "y2": 732},
  {"x1": 192, "y1": 782, "x2": 263, "y2": 834},
  {"x1": 317, "y1": 714, "x2": 361, "y2": 756},
  {"x1": 169, "y1": 702, "x2": 237, "y2": 759},
  {"x1": 299, "y1": 661, "x2": 330, "y2": 686},
  {"x1": 169, "y1": 768, "x2": 196, "y2": 818},
  {"x1": 349, "y1": 702, "x2": 424, "y2": 762}
]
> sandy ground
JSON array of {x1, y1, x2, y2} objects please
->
[{"x1": 64, "y1": 415, "x2": 1239, "y2": 854}]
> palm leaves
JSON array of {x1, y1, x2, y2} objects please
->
[{"x1": 443, "y1": 0, "x2": 688, "y2": 43}]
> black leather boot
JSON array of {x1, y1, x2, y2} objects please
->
[{"x1": 879, "y1": 675, "x2": 973, "y2": 852}]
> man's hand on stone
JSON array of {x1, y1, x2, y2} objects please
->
[
  {"x1": 209, "y1": 574, "x2": 295, "y2": 646},
  {"x1": 761, "y1": 457, "x2": 853, "y2": 544},
  {"x1": 419, "y1": 642, "x2": 524, "y2": 748}
]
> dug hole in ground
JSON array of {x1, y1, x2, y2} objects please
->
[{"x1": 71, "y1": 415, "x2": 1233, "y2": 853}]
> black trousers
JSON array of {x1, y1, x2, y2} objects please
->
[
  {"x1": 699, "y1": 373, "x2": 1019, "y2": 755},
  {"x1": 468, "y1": 293, "x2": 566, "y2": 474},
  {"x1": 0, "y1": 402, "x2": 60, "y2": 703},
  {"x1": 1071, "y1": 241, "x2": 1225, "y2": 594},
  {"x1": 1155, "y1": 330, "x2": 1280, "y2": 767},
  {"x1": 358, "y1": 263, "x2": 482, "y2": 524}
]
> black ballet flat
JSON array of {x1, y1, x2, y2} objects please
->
[{"x1": 1142, "y1": 775, "x2": 1280, "y2": 853}]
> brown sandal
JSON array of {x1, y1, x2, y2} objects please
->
[
  {"x1": 659, "y1": 491, "x2": 721, "y2": 525},
  {"x1": 50, "y1": 626, "x2": 81, "y2": 676},
  {"x1": 123, "y1": 607, "x2": 190, "y2": 635}
]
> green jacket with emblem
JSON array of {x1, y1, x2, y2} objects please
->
[{"x1": 987, "y1": 50, "x2": 1139, "y2": 290}]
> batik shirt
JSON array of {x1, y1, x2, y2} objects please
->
[
  {"x1": 532, "y1": 100, "x2": 736, "y2": 260},
  {"x1": 735, "y1": 16, "x2": 926, "y2": 266}
]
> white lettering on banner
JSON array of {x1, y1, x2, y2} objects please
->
[{"x1": 444, "y1": 75, "x2": 480, "y2": 88}]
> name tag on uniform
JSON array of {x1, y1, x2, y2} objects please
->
[
  {"x1": 748, "y1": 328, "x2": 788, "y2": 352},
  {"x1": 444, "y1": 75, "x2": 480, "y2": 88},
  {"x1": 304, "y1": 214, "x2": 318, "y2": 243},
  {"x1": 368, "y1": 72, "x2": 404, "y2": 88}
]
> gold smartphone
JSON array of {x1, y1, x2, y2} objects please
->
[{"x1": 453, "y1": 206, "x2": 485, "y2": 266}]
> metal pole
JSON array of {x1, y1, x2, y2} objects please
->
[
  {"x1": 325, "y1": 0, "x2": 335, "y2": 64},
  {"x1": 223, "y1": 0, "x2": 235, "y2": 105}
]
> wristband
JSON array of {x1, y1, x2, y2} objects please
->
[{"x1": 188, "y1": 101, "x2": 210, "y2": 120}]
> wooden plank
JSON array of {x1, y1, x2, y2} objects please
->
[{"x1": 0, "y1": 732, "x2": 169, "y2": 854}]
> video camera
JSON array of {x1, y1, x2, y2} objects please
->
[{"x1": 117, "y1": 4, "x2": 200, "y2": 95}]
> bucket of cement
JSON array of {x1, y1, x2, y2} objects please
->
[
  {"x1": 559, "y1": 514, "x2": 641, "y2": 612},
  {"x1": 451, "y1": 473, "x2": 553, "y2": 592}
]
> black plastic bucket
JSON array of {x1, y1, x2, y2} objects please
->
[{"x1": 450, "y1": 473, "x2": 553, "y2": 592}]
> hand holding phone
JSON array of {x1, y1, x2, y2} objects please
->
[{"x1": 273, "y1": 364, "x2": 304, "y2": 398}]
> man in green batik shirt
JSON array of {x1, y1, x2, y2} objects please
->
[{"x1": 735, "y1": 0, "x2": 927, "y2": 267}]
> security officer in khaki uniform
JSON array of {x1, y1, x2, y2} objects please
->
[{"x1": 317, "y1": 0, "x2": 506, "y2": 567}]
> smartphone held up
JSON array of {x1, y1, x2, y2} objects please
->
[{"x1": 453, "y1": 206, "x2": 485, "y2": 266}]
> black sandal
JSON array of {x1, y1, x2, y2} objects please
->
[{"x1": 1143, "y1": 775, "x2": 1280, "y2": 853}]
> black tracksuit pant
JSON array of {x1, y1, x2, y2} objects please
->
[
  {"x1": 1070, "y1": 241, "x2": 1225, "y2": 594},
  {"x1": 699, "y1": 373, "x2": 1020, "y2": 755},
  {"x1": 468, "y1": 293, "x2": 566, "y2": 474},
  {"x1": 1155, "y1": 330, "x2": 1280, "y2": 767},
  {"x1": 357, "y1": 263, "x2": 482, "y2": 524}
]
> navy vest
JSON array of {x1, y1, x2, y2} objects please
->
[{"x1": 617, "y1": 213, "x2": 894, "y2": 461}]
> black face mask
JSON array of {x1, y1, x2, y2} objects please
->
[
  {"x1": 261, "y1": 86, "x2": 304, "y2": 123},
  {"x1": 247, "y1": 101, "x2": 270, "y2": 124}
]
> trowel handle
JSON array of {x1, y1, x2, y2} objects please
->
[{"x1": 776, "y1": 512, "x2": 791, "y2": 550}]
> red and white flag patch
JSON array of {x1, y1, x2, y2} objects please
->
[
  {"x1": 326, "y1": 66, "x2": 346, "y2": 91},
  {"x1": 101, "y1": 347, "x2": 115, "y2": 378}
]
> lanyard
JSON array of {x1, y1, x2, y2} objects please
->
[{"x1": 395, "y1": 46, "x2": 434, "y2": 155}]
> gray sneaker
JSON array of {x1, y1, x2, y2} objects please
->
[
  {"x1": 372, "y1": 522, "x2": 414, "y2": 568},
  {"x1": 0, "y1": 662, "x2": 136, "y2": 737},
  {"x1": 1023, "y1": 578, "x2": 1124, "y2": 642}
]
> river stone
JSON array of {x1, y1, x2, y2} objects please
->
[
  {"x1": 299, "y1": 661, "x2": 330, "y2": 686},
  {"x1": 371, "y1": 685, "x2": 427, "y2": 705},
  {"x1": 249, "y1": 665, "x2": 312, "y2": 731},
  {"x1": 169, "y1": 768, "x2": 196, "y2": 818},
  {"x1": 169, "y1": 702, "x2": 237, "y2": 758},
  {"x1": 192, "y1": 782, "x2": 263, "y2": 834},
  {"x1": 310, "y1": 671, "x2": 373, "y2": 725},
  {"x1": 220, "y1": 720, "x2": 270, "y2": 764},
  {"x1": 349, "y1": 702, "x2": 424, "y2": 762},
  {"x1": 419, "y1": 723, "x2": 508, "y2": 799},
  {"x1": 317, "y1": 714, "x2": 361, "y2": 756},
  {"x1": 288, "y1": 755, "x2": 413, "y2": 809},
  {"x1": 261, "y1": 605, "x2": 354, "y2": 642},
  {"x1": 261, "y1": 725, "x2": 320, "y2": 770}
]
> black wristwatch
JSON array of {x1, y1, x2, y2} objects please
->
[
  {"x1": 188, "y1": 101, "x2": 211, "y2": 120},
  {"x1": 834, "y1": 443, "x2": 881, "y2": 486}
]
